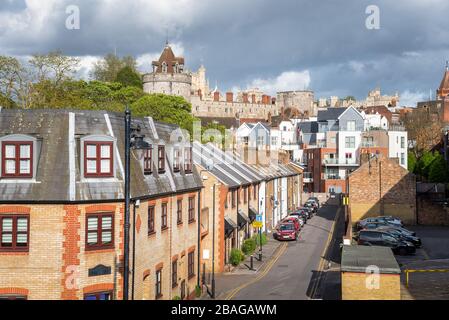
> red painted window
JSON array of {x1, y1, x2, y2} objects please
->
[
  {"x1": 86, "y1": 213, "x2": 114, "y2": 250},
  {"x1": 144, "y1": 148, "x2": 153, "y2": 175},
  {"x1": 0, "y1": 215, "x2": 29, "y2": 252},
  {"x1": 188, "y1": 197, "x2": 195, "y2": 223},
  {"x1": 184, "y1": 147, "x2": 192, "y2": 173},
  {"x1": 148, "y1": 206, "x2": 155, "y2": 234},
  {"x1": 84, "y1": 141, "x2": 113, "y2": 177},
  {"x1": 1, "y1": 141, "x2": 33, "y2": 178},
  {"x1": 158, "y1": 146, "x2": 165, "y2": 173}
]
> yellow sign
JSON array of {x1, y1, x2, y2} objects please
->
[
  {"x1": 343, "y1": 196, "x2": 349, "y2": 206},
  {"x1": 252, "y1": 221, "x2": 263, "y2": 228}
]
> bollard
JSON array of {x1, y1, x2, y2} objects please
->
[{"x1": 250, "y1": 255, "x2": 254, "y2": 270}]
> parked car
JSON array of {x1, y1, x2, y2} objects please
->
[
  {"x1": 290, "y1": 211, "x2": 308, "y2": 224},
  {"x1": 357, "y1": 217, "x2": 402, "y2": 231},
  {"x1": 307, "y1": 197, "x2": 320, "y2": 208},
  {"x1": 303, "y1": 202, "x2": 317, "y2": 213},
  {"x1": 300, "y1": 207, "x2": 314, "y2": 218},
  {"x1": 273, "y1": 222, "x2": 298, "y2": 241},
  {"x1": 358, "y1": 216, "x2": 403, "y2": 229},
  {"x1": 357, "y1": 230, "x2": 416, "y2": 255},
  {"x1": 375, "y1": 226, "x2": 422, "y2": 247},
  {"x1": 358, "y1": 221, "x2": 416, "y2": 236},
  {"x1": 282, "y1": 216, "x2": 301, "y2": 232}
]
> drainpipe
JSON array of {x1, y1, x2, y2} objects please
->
[
  {"x1": 131, "y1": 201, "x2": 136, "y2": 300},
  {"x1": 197, "y1": 189, "x2": 201, "y2": 289}
]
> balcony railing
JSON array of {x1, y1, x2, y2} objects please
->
[
  {"x1": 322, "y1": 159, "x2": 358, "y2": 166},
  {"x1": 323, "y1": 174, "x2": 342, "y2": 180},
  {"x1": 303, "y1": 172, "x2": 313, "y2": 183}
]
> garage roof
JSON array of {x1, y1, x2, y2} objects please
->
[{"x1": 341, "y1": 245, "x2": 401, "y2": 274}]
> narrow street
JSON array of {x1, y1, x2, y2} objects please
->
[{"x1": 229, "y1": 202, "x2": 341, "y2": 300}]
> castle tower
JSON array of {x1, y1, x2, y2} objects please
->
[
  {"x1": 142, "y1": 44, "x2": 192, "y2": 101},
  {"x1": 437, "y1": 61, "x2": 449, "y2": 99}
]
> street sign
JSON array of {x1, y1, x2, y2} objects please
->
[{"x1": 253, "y1": 215, "x2": 263, "y2": 228}]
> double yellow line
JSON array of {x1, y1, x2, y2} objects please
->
[
  {"x1": 308, "y1": 207, "x2": 340, "y2": 299},
  {"x1": 225, "y1": 242, "x2": 288, "y2": 300}
]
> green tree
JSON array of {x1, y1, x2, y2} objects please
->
[
  {"x1": 428, "y1": 153, "x2": 449, "y2": 183},
  {"x1": 416, "y1": 150, "x2": 437, "y2": 178},
  {"x1": 131, "y1": 94, "x2": 196, "y2": 134},
  {"x1": 115, "y1": 66, "x2": 142, "y2": 88},
  {"x1": 408, "y1": 151, "x2": 417, "y2": 173},
  {"x1": 92, "y1": 54, "x2": 137, "y2": 82}
]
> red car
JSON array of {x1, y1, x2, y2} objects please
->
[
  {"x1": 282, "y1": 216, "x2": 301, "y2": 232},
  {"x1": 274, "y1": 222, "x2": 298, "y2": 241}
]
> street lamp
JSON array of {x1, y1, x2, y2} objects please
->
[{"x1": 124, "y1": 105, "x2": 152, "y2": 300}]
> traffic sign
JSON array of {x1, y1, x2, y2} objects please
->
[{"x1": 253, "y1": 215, "x2": 263, "y2": 228}]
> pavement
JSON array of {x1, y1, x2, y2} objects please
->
[{"x1": 202, "y1": 201, "x2": 341, "y2": 300}]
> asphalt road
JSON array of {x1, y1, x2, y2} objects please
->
[{"x1": 231, "y1": 203, "x2": 340, "y2": 300}]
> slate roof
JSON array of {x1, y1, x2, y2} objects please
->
[
  {"x1": 0, "y1": 109, "x2": 202, "y2": 203},
  {"x1": 298, "y1": 121, "x2": 318, "y2": 134},
  {"x1": 317, "y1": 107, "x2": 347, "y2": 121}
]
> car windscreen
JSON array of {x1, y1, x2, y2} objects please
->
[{"x1": 279, "y1": 224, "x2": 294, "y2": 231}]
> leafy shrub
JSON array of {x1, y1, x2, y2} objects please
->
[
  {"x1": 242, "y1": 238, "x2": 257, "y2": 255},
  {"x1": 172, "y1": 296, "x2": 181, "y2": 300},
  {"x1": 230, "y1": 248, "x2": 245, "y2": 266},
  {"x1": 195, "y1": 285, "x2": 202, "y2": 298},
  {"x1": 253, "y1": 233, "x2": 267, "y2": 246}
]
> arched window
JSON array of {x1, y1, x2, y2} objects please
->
[{"x1": 161, "y1": 62, "x2": 168, "y2": 73}]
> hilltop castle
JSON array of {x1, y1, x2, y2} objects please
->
[{"x1": 142, "y1": 44, "x2": 316, "y2": 125}]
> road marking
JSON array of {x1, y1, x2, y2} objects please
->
[
  {"x1": 308, "y1": 207, "x2": 341, "y2": 300},
  {"x1": 225, "y1": 242, "x2": 288, "y2": 300}
]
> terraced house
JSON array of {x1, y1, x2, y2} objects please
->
[{"x1": 0, "y1": 108, "x2": 202, "y2": 300}]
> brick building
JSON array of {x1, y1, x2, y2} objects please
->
[
  {"x1": 0, "y1": 109, "x2": 203, "y2": 300},
  {"x1": 348, "y1": 155, "x2": 416, "y2": 225}
]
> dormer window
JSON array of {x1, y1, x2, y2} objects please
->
[
  {"x1": 162, "y1": 62, "x2": 168, "y2": 73},
  {"x1": 84, "y1": 141, "x2": 113, "y2": 177},
  {"x1": 1, "y1": 141, "x2": 33, "y2": 178},
  {"x1": 173, "y1": 147, "x2": 181, "y2": 172},
  {"x1": 158, "y1": 145, "x2": 165, "y2": 173},
  {"x1": 143, "y1": 147, "x2": 153, "y2": 175},
  {"x1": 184, "y1": 147, "x2": 192, "y2": 173}
]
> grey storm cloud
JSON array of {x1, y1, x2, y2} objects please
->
[{"x1": 0, "y1": 0, "x2": 449, "y2": 105}]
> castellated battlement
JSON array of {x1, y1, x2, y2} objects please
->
[{"x1": 143, "y1": 72, "x2": 192, "y2": 85}]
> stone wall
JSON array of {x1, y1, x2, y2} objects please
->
[{"x1": 417, "y1": 197, "x2": 449, "y2": 226}]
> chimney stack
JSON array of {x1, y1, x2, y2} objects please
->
[
  {"x1": 214, "y1": 91, "x2": 220, "y2": 102},
  {"x1": 251, "y1": 94, "x2": 256, "y2": 103},
  {"x1": 226, "y1": 92, "x2": 233, "y2": 103},
  {"x1": 243, "y1": 93, "x2": 249, "y2": 103}
]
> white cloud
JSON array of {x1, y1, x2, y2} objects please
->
[
  {"x1": 244, "y1": 70, "x2": 311, "y2": 95},
  {"x1": 74, "y1": 55, "x2": 102, "y2": 79},
  {"x1": 399, "y1": 90, "x2": 428, "y2": 107}
]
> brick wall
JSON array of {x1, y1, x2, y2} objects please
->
[
  {"x1": 0, "y1": 202, "x2": 124, "y2": 300},
  {"x1": 417, "y1": 197, "x2": 449, "y2": 226},
  {"x1": 341, "y1": 272, "x2": 401, "y2": 300},
  {"x1": 349, "y1": 157, "x2": 416, "y2": 225}
]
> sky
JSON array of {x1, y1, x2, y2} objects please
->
[{"x1": 1, "y1": 0, "x2": 449, "y2": 107}]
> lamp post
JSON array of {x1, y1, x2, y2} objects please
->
[{"x1": 123, "y1": 105, "x2": 152, "y2": 300}]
